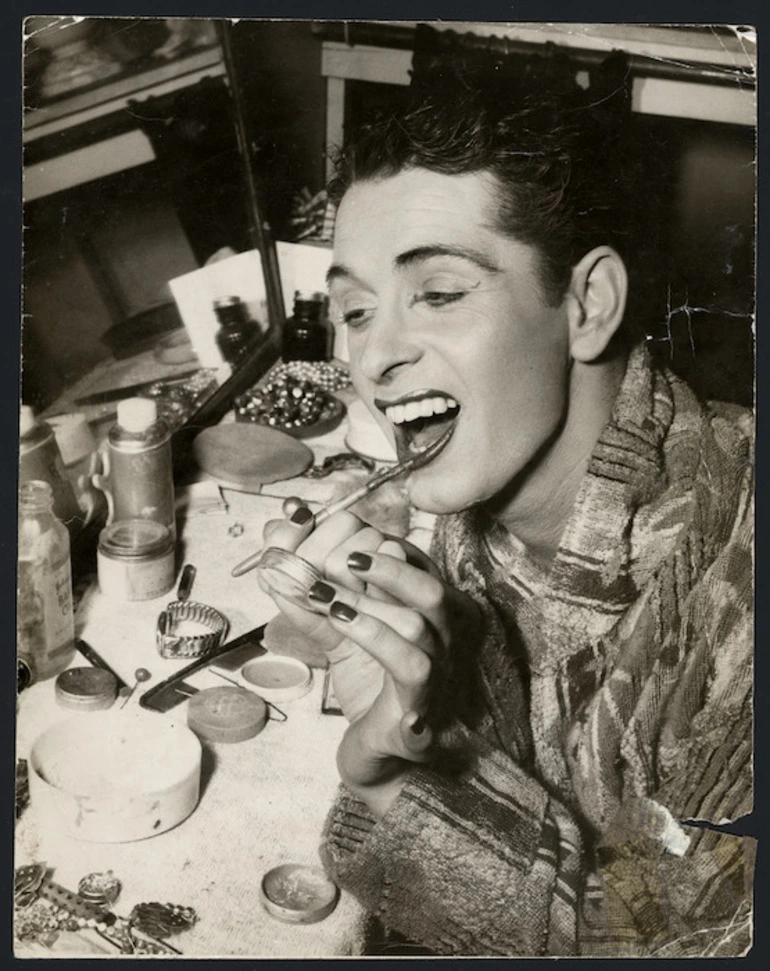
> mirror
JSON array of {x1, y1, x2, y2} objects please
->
[{"x1": 23, "y1": 18, "x2": 295, "y2": 465}]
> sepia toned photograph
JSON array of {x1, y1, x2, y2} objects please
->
[{"x1": 16, "y1": 16, "x2": 755, "y2": 957}]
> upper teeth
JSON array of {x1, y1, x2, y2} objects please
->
[{"x1": 385, "y1": 396, "x2": 458, "y2": 425}]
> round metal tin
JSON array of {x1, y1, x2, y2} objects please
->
[
  {"x1": 259, "y1": 864, "x2": 339, "y2": 924},
  {"x1": 240, "y1": 654, "x2": 312, "y2": 703},
  {"x1": 55, "y1": 667, "x2": 118, "y2": 711},
  {"x1": 187, "y1": 686, "x2": 268, "y2": 743}
]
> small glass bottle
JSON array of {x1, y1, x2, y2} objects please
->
[
  {"x1": 282, "y1": 291, "x2": 332, "y2": 363},
  {"x1": 213, "y1": 296, "x2": 261, "y2": 365},
  {"x1": 17, "y1": 480, "x2": 76, "y2": 682}
]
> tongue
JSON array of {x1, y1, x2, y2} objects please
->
[
  {"x1": 410, "y1": 413, "x2": 455, "y2": 450},
  {"x1": 398, "y1": 412, "x2": 458, "y2": 462}
]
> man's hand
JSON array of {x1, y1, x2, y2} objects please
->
[{"x1": 258, "y1": 503, "x2": 483, "y2": 817}]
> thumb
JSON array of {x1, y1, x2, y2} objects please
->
[{"x1": 399, "y1": 711, "x2": 433, "y2": 762}]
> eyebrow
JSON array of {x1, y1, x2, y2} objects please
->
[
  {"x1": 394, "y1": 244, "x2": 501, "y2": 275},
  {"x1": 326, "y1": 243, "x2": 501, "y2": 288}
]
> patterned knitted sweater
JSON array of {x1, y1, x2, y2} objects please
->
[{"x1": 320, "y1": 344, "x2": 754, "y2": 957}]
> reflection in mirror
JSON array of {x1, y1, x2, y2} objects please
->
[{"x1": 22, "y1": 18, "x2": 335, "y2": 541}]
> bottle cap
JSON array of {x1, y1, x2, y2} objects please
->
[
  {"x1": 294, "y1": 290, "x2": 325, "y2": 304},
  {"x1": 187, "y1": 686, "x2": 268, "y2": 743},
  {"x1": 117, "y1": 397, "x2": 158, "y2": 432}
]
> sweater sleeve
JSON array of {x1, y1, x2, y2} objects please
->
[
  {"x1": 321, "y1": 716, "x2": 752, "y2": 956},
  {"x1": 320, "y1": 502, "x2": 754, "y2": 956}
]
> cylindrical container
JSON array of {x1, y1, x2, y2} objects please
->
[
  {"x1": 214, "y1": 296, "x2": 261, "y2": 365},
  {"x1": 28, "y1": 710, "x2": 202, "y2": 843},
  {"x1": 282, "y1": 291, "x2": 331, "y2": 363},
  {"x1": 97, "y1": 519, "x2": 176, "y2": 601},
  {"x1": 105, "y1": 398, "x2": 176, "y2": 539},
  {"x1": 256, "y1": 547, "x2": 326, "y2": 612},
  {"x1": 19, "y1": 405, "x2": 84, "y2": 538},
  {"x1": 17, "y1": 480, "x2": 76, "y2": 681}
]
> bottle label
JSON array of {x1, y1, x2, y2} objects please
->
[{"x1": 18, "y1": 556, "x2": 74, "y2": 676}]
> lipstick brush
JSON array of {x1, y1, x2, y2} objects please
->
[{"x1": 231, "y1": 423, "x2": 454, "y2": 578}]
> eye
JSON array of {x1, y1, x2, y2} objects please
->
[
  {"x1": 412, "y1": 290, "x2": 466, "y2": 308},
  {"x1": 341, "y1": 307, "x2": 375, "y2": 329},
  {"x1": 329, "y1": 294, "x2": 376, "y2": 330}
]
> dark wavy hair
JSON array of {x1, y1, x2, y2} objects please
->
[{"x1": 328, "y1": 86, "x2": 636, "y2": 309}]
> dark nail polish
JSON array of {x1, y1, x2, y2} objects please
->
[
  {"x1": 290, "y1": 506, "x2": 314, "y2": 525},
  {"x1": 330, "y1": 601, "x2": 357, "y2": 623},
  {"x1": 308, "y1": 581, "x2": 335, "y2": 604},
  {"x1": 411, "y1": 716, "x2": 426, "y2": 736},
  {"x1": 347, "y1": 552, "x2": 372, "y2": 572}
]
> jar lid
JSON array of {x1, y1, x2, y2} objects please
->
[
  {"x1": 259, "y1": 864, "x2": 339, "y2": 924},
  {"x1": 240, "y1": 654, "x2": 312, "y2": 703},
  {"x1": 99, "y1": 519, "x2": 174, "y2": 559},
  {"x1": 187, "y1": 686, "x2": 268, "y2": 743},
  {"x1": 55, "y1": 667, "x2": 118, "y2": 711},
  {"x1": 117, "y1": 397, "x2": 157, "y2": 432}
]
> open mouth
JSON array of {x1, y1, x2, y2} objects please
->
[{"x1": 374, "y1": 391, "x2": 461, "y2": 467}]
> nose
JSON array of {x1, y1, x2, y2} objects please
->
[{"x1": 354, "y1": 303, "x2": 422, "y2": 385}]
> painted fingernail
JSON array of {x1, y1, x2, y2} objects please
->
[
  {"x1": 330, "y1": 601, "x2": 357, "y2": 623},
  {"x1": 411, "y1": 716, "x2": 426, "y2": 735},
  {"x1": 290, "y1": 506, "x2": 314, "y2": 525},
  {"x1": 308, "y1": 581, "x2": 335, "y2": 604},
  {"x1": 347, "y1": 552, "x2": 372, "y2": 572}
]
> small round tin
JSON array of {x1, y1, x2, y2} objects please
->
[
  {"x1": 55, "y1": 667, "x2": 118, "y2": 711},
  {"x1": 240, "y1": 655, "x2": 312, "y2": 703},
  {"x1": 259, "y1": 864, "x2": 339, "y2": 924},
  {"x1": 97, "y1": 520, "x2": 175, "y2": 602},
  {"x1": 187, "y1": 686, "x2": 268, "y2": 743}
]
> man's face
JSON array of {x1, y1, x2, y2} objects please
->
[{"x1": 329, "y1": 168, "x2": 572, "y2": 514}]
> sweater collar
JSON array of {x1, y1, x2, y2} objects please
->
[{"x1": 482, "y1": 343, "x2": 680, "y2": 607}]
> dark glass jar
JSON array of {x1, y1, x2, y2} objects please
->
[
  {"x1": 214, "y1": 296, "x2": 261, "y2": 365},
  {"x1": 282, "y1": 291, "x2": 331, "y2": 363}
]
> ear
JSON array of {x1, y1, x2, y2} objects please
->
[{"x1": 564, "y1": 246, "x2": 628, "y2": 362}]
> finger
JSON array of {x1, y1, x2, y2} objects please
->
[
  {"x1": 400, "y1": 711, "x2": 433, "y2": 762},
  {"x1": 345, "y1": 551, "x2": 450, "y2": 643},
  {"x1": 295, "y1": 510, "x2": 369, "y2": 569},
  {"x1": 326, "y1": 600, "x2": 433, "y2": 712},
  {"x1": 382, "y1": 534, "x2": 441, "y2": 578},
  {"x1": 322, "y1": 526, "x2": 385, "y2": 593},
  {"x1": 263, "y1": 505, "x2": 316, "y2": 553},
  {"x1": 281, "y1": 496, "x2": 306, "y2": 517},
  {"x1": 307, "y1": 581, "x2": 435, "y2": 653},
  {"x1": 366, "y1": 540, "x2": 407, "y2": 605}
]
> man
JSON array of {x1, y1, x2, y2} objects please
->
[{"x1": 260, "y1": 87, "x2": 753, "y2": 956}]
